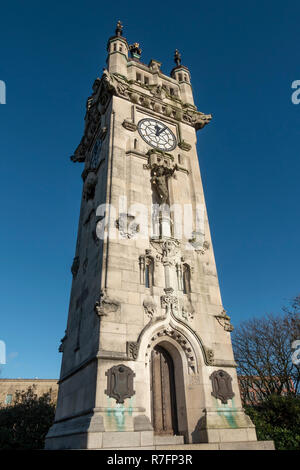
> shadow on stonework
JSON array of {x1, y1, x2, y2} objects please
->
[{"x1": 191, "y1": 416, "x2": 206, "y2": 443}]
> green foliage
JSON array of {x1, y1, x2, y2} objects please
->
[
  {"x1": 0, "y1": 385, "x2": 55, "y2": 450},
  {"x1": 245, "y1": 395, "x2": 300, "y2": 450}
]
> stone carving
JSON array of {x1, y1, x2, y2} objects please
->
[
  {"x1": 161, "y1": 287, "x2": 179, "y2": 315},
  {"x1": 59, "y1": 332, "x2": 67, "y2": 353},
  {"x1": 127, "y1": 341, "x2": 139, "y2": 360},
  {"x1": 143, "y1": 298, "x2": 157, "y2": 319},
  {"x1": 115, "y1": 213, "x2": 140, "y2": 239},
  {"x1": 215, "y1": 309, "x2": 234, "y2": 332},
  {"x1": 150, "y1": 238, "x2": 181, "y2": 264},
  {"x1": 188, "y1": 375, "x2": 201, "y2": 385},
  {"x1": 149, "y1": 84, "x2": 167, "y2": 100},
  {"x1": 122, "y1": 119, "x2": 137, "y2": 131},
  {"x1": 161, "y1": 239, "x2": 180, "y2": 259},
  {"x1": 145, "y1": 151, "x2": 178, "y2": 206},
  {"x1": 151, "y1": 166, "x2": 172, "y2": 204},
  {"x1": 178, "y1": 140, "x2": 192, "y2": 152},
  {"x1": 149, "y1": 59, "x2": 162, "y2": 73},
  {"x1": 204, "y1": 347, "x2": 215, "y2": 365},
  {"x1": 71, "y1": 256, "x2": 80, "y2": 278},
  {"x1": 188, "y1": 232, "x2": 210, "y2": 254},
  {"x1": 83, "y1": 171, "x2": 97, "y2": 201},
  {"x1": 82, "y1": 258, "x2": 88, "y2": 274},
  {"x1": 182, "y1": 110, "x2": 212, "y2": 130},
  {"x1": 192, "y1": 112, "x2": 212, "y2": 130},
  {"x1": 210, "y1": 370, "x2": 235, "y2": 404},
  {"x1": 145, "y1": 326, "x2": 196, "y2": 372},
  {"x1": 71, "y1": 102, "x2": 101, "y2": 163},
  {"x1": 94, "y1": 291, "x2": 120, "y2": 317},
  {"x1": 105, "y1": 364, "x2": 135, "y2": 404},
  {"x1": 182, "y1": 299, "x2": 195, "y2": 321}
]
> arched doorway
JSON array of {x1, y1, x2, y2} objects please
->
[{"x1": 150, "y1": 345, "x2": 178, "y2": 435}]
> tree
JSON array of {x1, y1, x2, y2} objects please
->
[
  {"x1": 0, "y1": 385, "x2": 55, "y2": 450},
  {"x1": 232, "y1": 296, "x2": 300, "y2": 406},
  {"x1": 245, "y1": 395, "x2": 300, "y2": 450}
]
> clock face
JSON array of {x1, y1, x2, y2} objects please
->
[
  {"x1": 90, "y1": 137, "x2": 102, "y2": 169},
  {"x1": 137, "y1": 118, "x2": 177, "y2": 151}
]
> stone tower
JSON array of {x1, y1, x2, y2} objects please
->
[{"x1": 45, "y1": 23, "x2": 263, "y2": 450}]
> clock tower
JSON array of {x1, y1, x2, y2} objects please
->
[{"x1": 45, "y1": 23, "x2": 270, "y2": 450}]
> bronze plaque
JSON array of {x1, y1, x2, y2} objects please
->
[
  {"x1": 105, "y1": 364, "x2": 135, "y2": 404},
  {"x1": 210, "y1": 369, "x2": 235, "y2": 404}
]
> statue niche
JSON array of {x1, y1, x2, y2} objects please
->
[
  {"x1": 151, "y1": 164, "x2": 175, "y2": 205},
  {"x1": 147, "y1": 153, "x2": 177, "y2": 239}
]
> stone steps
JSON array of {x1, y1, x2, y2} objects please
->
[
  {"x1": 98, "y1": 440, "x2": 275, "y2": 450},
  {"x1": 154, "y1": 440, "x2": 275, "y2": 450},
  {"x1": 154, "y1": 435, "x2": 185, "y2": 446}
]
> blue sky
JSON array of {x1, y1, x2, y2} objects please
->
[{"x1": 0, "y1": 0, "x2": 299, "y2": 378}]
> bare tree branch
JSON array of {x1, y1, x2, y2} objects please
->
[{"x1": 232, "y1": 296, "x2": 300, "y2": 405}]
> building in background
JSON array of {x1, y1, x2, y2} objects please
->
[
  {"x1": 238, "y1": 376, "x2": 296, "y2": 405},
  {"x1": 0, "y1": 379, "x2": 58, "y2": 406}
]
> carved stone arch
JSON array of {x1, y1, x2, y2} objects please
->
[
  {"x1": 127, "y1": 313, "x2": 215, "y2": 370},
  {"x1": 145, "y1": 327, "x2": 197, "y2": 375}
]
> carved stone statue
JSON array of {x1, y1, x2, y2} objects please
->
[
  {"x1": 151, "y1": 166, "x2": 169, "y2": 204},
  {"x1": 115, "y1": 20, "x2": 123, "y2": 37},
  {"x1": 83, "y1": 172, "x2": 97, "y2": 201},
  {"x1": 174, "y1": 49, "x2": 181, "y2": 66}
]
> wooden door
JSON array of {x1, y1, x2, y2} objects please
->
[{"x1": 151, "y1": 345, "x2": 178, "y2": 435}]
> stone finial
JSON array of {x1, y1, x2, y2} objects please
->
[
  {"x1": 115, "y1": 20, "x2": 123, "y2": 37},
  {"x1": 174, "y1": 49, "x2": 181, "y2": 66},
  {"x1": 129, "y1": 42, "x2": 142, "y2": 59}
]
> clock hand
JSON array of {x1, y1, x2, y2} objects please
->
[
  {"x1": 157, "y1": 126, "x2": 167, "y2": 136},
  {"x1": 154, "y1": 125, "x2": 160, "y2": 136}
]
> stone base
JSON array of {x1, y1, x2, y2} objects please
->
[
  {"x1": 154, "y1": 441, "x2": 275, "y2": 450},
  {"x1": 45, "y1": 411, "x2": 157, "y2": 450},
  {"x1": 45, "y1": 407, "x2": 270, "y2": 450},
  {"x1": 196, "y1": 407, "x2": 257, "y2": 444}
]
